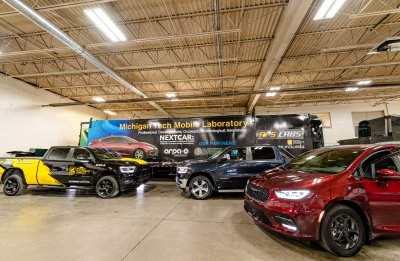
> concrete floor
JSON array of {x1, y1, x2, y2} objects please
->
[{"x1": 0, "y1": 181, "x2": 399, "y2": 261}]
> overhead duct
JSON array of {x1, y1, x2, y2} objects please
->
[{"x1": 3, "y1": 0, "x2": 171, "y2": 117}]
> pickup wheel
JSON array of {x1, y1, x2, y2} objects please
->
[
  {"x1": 320, "y1": 205, "x2": 365, "y2": 257},
  {"x1": 95, "y1": 175, "x2": 119, "y2": 198},
  {"x1": 3, "y1": 174, "x2": 27, "y2": 196},
  {"x1": 189, "y1": 175, "x2": 213, "y2": 200}
]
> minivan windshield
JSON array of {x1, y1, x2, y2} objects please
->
[{"x1": 284, "y1": 148, "x2": 366, "y2": 174}]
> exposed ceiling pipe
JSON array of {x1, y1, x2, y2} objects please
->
[
  {"x1": 3, "y1": 0, "x2": 172, "y2": 117},
  {"x1": 42, "y1": 83, "x2": 400, "y2": 107},
  {"x1": 212, "y1": 0, "x2": 223, "y2": 90}
]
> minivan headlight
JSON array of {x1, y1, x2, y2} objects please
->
[
  {"x1": 275, "y1": 190, "x2": 310, "y2": 200},
  {"x1": 120, "y1": 166, "x2": 137, "y2": 173}
]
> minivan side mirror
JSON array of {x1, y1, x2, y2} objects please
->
[{"x1": 376, "y1": 169, "x2": 400, "y2": 181}]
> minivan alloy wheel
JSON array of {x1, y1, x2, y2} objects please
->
[{"x1": 330, "y1": 214, "x2": 360, "y2": 250}]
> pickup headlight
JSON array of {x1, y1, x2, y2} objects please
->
[
  {"x1": 177, "y1": 167, "x2": 189, "y2": 174},
  {"x1": 120, "y1": 166, "x2": 137, "y2": 174},
  {"x1": 275, "y1": 190, "x2": 310, "y2": 200}
]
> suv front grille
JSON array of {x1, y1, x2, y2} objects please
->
[{"x1": 246, "y1": 183, "x2": 270, "y2": 202}]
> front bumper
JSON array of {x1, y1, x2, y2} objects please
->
[
  {"x1": 176, "y1": 176, "x2": 187, "y2": 189},
  {"x1": 244, "y1": 194, "x2": 320, "y2": 240},
  {"x1": 120, "y1": 166, "x2": 151, "y2": 191}
]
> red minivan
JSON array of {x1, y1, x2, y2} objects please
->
[{"x1": 244, "y1": 144, "x2": 400, "y2": 257}]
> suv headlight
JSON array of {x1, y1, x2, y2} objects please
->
[
  {"x1": 275, "y1": 190, "x2": 310, "y2": 200},
  {"x1": 177, "y1": 167, "x2": 189, "y2": 174},
  {"x1": 120, "y1": 166, "x2": 137, "y2": 173}
]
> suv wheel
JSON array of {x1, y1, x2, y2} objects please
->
[
  {"x1": 3, "y1": 173, "x2": 27, "y2": 196},
  {"x1": 96, "y1": 175, "x2": 120, "y2": 198},
  {"x1": 320, "y1": 205, "x2": 365, "y2": 257},
  {"x1": 189, "y1": 175, "x2": 212, "y2": 200}
]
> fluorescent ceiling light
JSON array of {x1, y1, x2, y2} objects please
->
[
  {"x1": 165, "y1": 92, "x2": 176, "y2": 98},
  {"x1": 266, "y1": 92, "x2": 277, "y2": 97},
  {"x1": 270, "y1": 87, "x2": 281, "y2": 91},
  {"x1": 92, "y1": 96, "x2": 106, "y2": 102},
  {"x1": 345, "y1": 87, "x2": 358, "y2": 92},
  {"x1": 171, "y1": 98, "x2": 179, "y2": 102},
  {"x1": 85, "y1": 8, "x2": 126, "y2": 42},
  {"x1": 357, "y1": 80, "x2": 372, "y2": 85},
  {"x1": 103, "y1": 110, "x2": 117, "y2": 115},
  {"x1": 314, "y1": 0, "x2": 346, "y2": 20}
]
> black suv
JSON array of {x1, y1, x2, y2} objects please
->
[{"x1": 176, "y1": 145, "x2": 292, "y2": 199}]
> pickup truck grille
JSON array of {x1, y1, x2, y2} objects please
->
[{"x1": 246, "y1": 184, "x2": 270, "y2": 202}]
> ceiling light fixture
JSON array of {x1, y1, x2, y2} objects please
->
[
  {"x1": 357, "y1": 80, "x2": 372, "y2": 85},
  {"x1": 266, "y1": 92, "x2": 277, "y2": 97},
  {"x1": 314, "y1": 0, "x2": 347, "y2": 20},
  {"x1": 92, "y1": 97, "x2": 106, "y2": 102},
  {"x1": 270, "y1": 87, "x2": 281, "y2": 91},
  {"x1": 84, "y1": 8, "x2": 126, "y2": 42},
  {"x1": 103, "y1": 110, "x2": 117, "y2": 115},
  {"x1": 165, "y1": 92, "x2": 176, "y2": 98},
  {"x1": 345, "y1": 87, "x2": 358, "y2": 92}
]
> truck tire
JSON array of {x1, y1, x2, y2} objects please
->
[
  {"x1": 3, "y1": 173, "x2": 27, "y2": 196},
  {"x1": 95, "y1": 175, "x2": 120, "y2": 198},
  {"x1": 189, "y1": 175, "x2": 213, "y2": 200},
  {"x1": 132, "y1": 148, "x2": 145, "y2": 159},
  {"x1": 320, "y1": 205, "x2": 365, "y2": 257}
]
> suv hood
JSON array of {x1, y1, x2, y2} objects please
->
[{"x1": 252, "y1": 167, "x2": 334, "y2": 189}]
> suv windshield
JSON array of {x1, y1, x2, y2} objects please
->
[
  {"x1": 285, "y1": 148, "x2": 365, "y2": 174},
  {"x1": 89, "y1": 148, "x2": 121, "y2": 159},
  {"x1": 208, "y1": 148, "x2": 227, "y2": 160}
]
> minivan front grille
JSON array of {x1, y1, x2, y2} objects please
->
[{"x1": 246, "y1": 183, "x2": 270, "y2": 202}]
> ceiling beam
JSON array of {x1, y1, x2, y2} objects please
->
[
  {"x1": 43, "y1": 83, "x2": 400, "y2": 107},
  {"x1": 246, "y1": 0, "x2": 314, "y2": 113},
  {"x1": 0, "y1": 0, "x2": 117, "y2": 18},
  {"x1": 349, "y1": 8, "x2": 400, "y2": 19},
  {"x1": 9, "y1": 58, "x2": 243, "y2": 78}
]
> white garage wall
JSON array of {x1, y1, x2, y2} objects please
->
[
  {"x1": 0, "y1": 76, "x2": 106, "y2": 155},
  {"x1": 256, "y1": 101, "x2": 400, "y2": 146}
]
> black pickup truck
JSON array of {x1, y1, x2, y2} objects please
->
[
  {"x1": 0, "y1": 146, "x2": 150, "y2": 198},
  {"x1": 176, "y1": 145, "x2": 292, "y2": 199}
]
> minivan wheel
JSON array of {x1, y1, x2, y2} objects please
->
[
  {"x1": 189, "y1": 175, "x2": 212, "y2": 200},
  {"x1": 3, "y1": 174, "x2": 27, "y2": 196},
  {"x1": 95, "y1": 175, "x2": 119, "y2": 198},
  {"x1": 320, "y1": 205, "x2": 365, "y2": 257}
]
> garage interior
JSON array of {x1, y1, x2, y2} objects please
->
[{"x1": 1, "y1": 0, "x2": 400, "y2": 260}]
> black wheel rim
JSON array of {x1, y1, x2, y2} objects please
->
[
  {"x1": 98, "y1": 179, "x2": 114, "y2": 197},
  {"x1": 5, "y1": 177, "x2": 19, "y2": 194},
  {"x1": 191, "y1": 179, "x2": 209, "y2": 198},
  {"x1": 330, "y1": 213, "x2": 360, "y2": 250}
]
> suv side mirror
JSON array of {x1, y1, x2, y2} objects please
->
[
  {"x1": 77, "y1": 154, "x2": 90, "y2": 162},
  {"x1": 219, "y1": 154, "x2": 230, "y2": 162},
  {"x1": 376, "y1": 169, "x2": 400, "y2": 181}
]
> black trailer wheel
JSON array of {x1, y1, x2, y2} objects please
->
[
  {"x1": 95, "y1": 175, "x2": 119, "y2": 198},
  {"x1": 320, "y1": 205, "x2": 365, "y2": 257},
  {"x1": 133, "y1": 149, "x2": 145, "y2": 159},
  {"x1": 3, "y1": 174, "x2": 27, "y2": 196},
  {"x1": 189, "y1": 175, "x2": 213, "y2": 200}
]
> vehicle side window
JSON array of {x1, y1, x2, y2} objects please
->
[
  {"x1": 102, "y1": 137, "x2": 117, "y2": 143},
  {"x1": 117, "y1": 137, "x2": 131, "y2": 144},
  {"x1": 47, "y1": 148, "x2": 70, "y2": 160},
  {"x1": 224, "y1": 148, "x2": 246, "y2": 161},
  {"x1": 365, "y1": 154, "x2": 400, "y2": 179},
  {"x1": 251, "y1": 147, "x2": 276, "y2": 160},
  {"x1": 72, "y1": 148, "x2": 91, "y2": 160},
  {"x1": 360, "y1": 150, "x2": 391, "y2": 179}
]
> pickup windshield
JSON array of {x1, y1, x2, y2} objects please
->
[{"x1": 284, "y1": 148, "x2": 365, "y2": 174}]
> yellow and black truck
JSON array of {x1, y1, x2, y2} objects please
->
[{"x1": 0, "y1": 146, "x2": 150, "y2": 198}]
